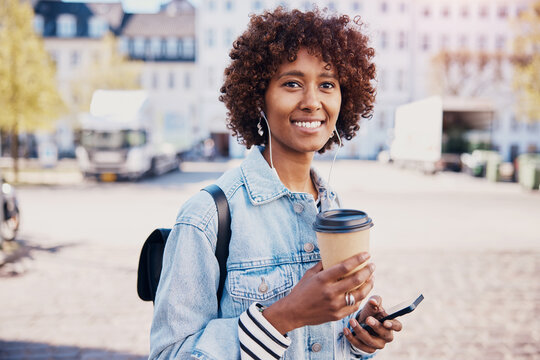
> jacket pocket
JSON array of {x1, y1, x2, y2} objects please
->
[{"x1": 227, "y1": 264, "x2": 294, "y2": 312}]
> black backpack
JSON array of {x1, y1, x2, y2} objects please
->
[{"x1": 137, "y1": 184, "x2": 231, "y2": 305}]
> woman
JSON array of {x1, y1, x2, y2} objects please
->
[{"x1": 150, "y1": 7, "x2": 402, "y2": 360}]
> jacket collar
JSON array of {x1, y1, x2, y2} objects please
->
[{"x1": 240, "y1": 147, "x2": 330, "y2": 206}]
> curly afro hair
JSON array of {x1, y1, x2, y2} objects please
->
[{"x1": 219, "y1": 7, "x2": 377, "y2": 153}]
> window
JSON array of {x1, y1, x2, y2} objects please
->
[
  {"x1": 495, "y1": 35, "x2": 506, "y2": 50},
  {"x1": 460, "y1": 6, "x2": 469, "y2": 18},
  {"x1": 378, "y1": 69, "x2": 386, "y2": 92},
  {"x1": 225, "y1": 0, "x2": 233, "y2": 11},
  {"x1": 421, "y1": 34, "x2": 430, "y2": 51},
  {"x1": 152, "y1": 72, "x2": 159, "y2": 89},
  {"x1": 184, "y1": 72, "x2": 191, "y2": 89},
  {"x1": 380, "y1": 2, "x2": 388, "y2": 13},
  {"x1": 225, "y1": 28, "x2": 234, "y2": 47},
  {"x1": 352, "y1": 2, "x2": 361, "y2": 11},
  {"x1": 57, "y1": 14, "x2": 76, "y2": 37},
  {"x1": 71, "y1": 50, "x2": 79, "y2": 66},
  {"x1": 441, "y1": 6, "x2": 450, "y2": 18},
  {"x1": 184, "y1": 38, "x2": 195, "y2": 58},
  {"x1": 303, "y1": 1, "x2": 311, "y2": 11},
  {"x1": 150, "y1": 37, "x2": 161, "y2": 58},
  {"x1": 166, "y1": 37, "x2": 177, "y2": 57},
  {"x1": 440, "y1": 34, "x2": 450, "y2": 50},
  {"x1": 88, "y1": 16, "x2": 107, "y2": 38},
  {"x1": 479, "y1": 5, "x2": 489, "y2": 18},
  {"x1": 168, "y1": 72, "x2": 175, "y2": 89},
  {"x1": 206, "y1": 29, "x2": 215, "y2": 48},
  {"x1": 379, "y1": 111, "x2": 386, "y2": 129},
  {"x1": 459, "y1": 35, "x2": 468, "y2": 49},
  {"x1": 477, "y1": 35, "x2": 487, "y2": 50},
  {"x1": 133, "y1": 37, "x2": 145, "y2": 56},
  {"x1": 252, "y1": 0, "x2": 263, "y2": 11},
  {"x1": 398, "y1": 31, "x2": 407, "y2": 50},
  {"x1": 422, "y1": 6, "x2": 431, "y2": 17},
  {"x1": 33, "y1": 15, "x2": 44, "y2": 35},
  {"x1": 497, "y1": 5, "x2": 508, "y2": 18},
  {"x1": 144, "y1": 38, "x2": 151, "y2": 57},
  {"x1": 380, "y1": 31, "x2": 388, "y2": 49},
  {"x1": 399, "y1": 3, "x2": 406, "y2": 12},
  {"x1": 208, "y1": 0, "x2": 216, "y2": 11}
]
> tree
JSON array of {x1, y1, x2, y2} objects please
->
[
  {"x1": 0, "y1": 0, "x2": 65, "y2": 181},
  {"x1": 429, "y1": 50, "x2": 508, "y2": 98},
  {"x1": 71, "y1": 33, "x2": 142, "y2": 113},
  {"x1": 513, "y1": 0, "x2": 540, "y2": 121}
]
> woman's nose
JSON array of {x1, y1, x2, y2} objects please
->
[{"x1": 299, "y1": 86, "x2": 321, "y2": 112}]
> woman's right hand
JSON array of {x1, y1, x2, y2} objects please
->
[{"x1": 262, "y1": 252, "x2": 375, "y2": 335}]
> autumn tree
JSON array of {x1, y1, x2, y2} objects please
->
[
  {"x1": 513, "y1": 0, "x2": 540, "y2": 121},
  {"x1": 0, "y1": 0, "x2": 64, "y2": 180},
  {"x1": 429, "y1": 50, "x2": 509, "y2": 98}
]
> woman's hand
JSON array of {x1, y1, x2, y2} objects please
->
[
  {"x1": 263, "y1": 252, "x2": 375, "y2": 334},
  {"x1": 343, "y1": 295, "x2": 403, "y2": 354}
]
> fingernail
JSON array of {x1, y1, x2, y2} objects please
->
[
  {"x1": 384, "y1": 321, "x2": 393, "y2": 328},
  {"x1": 367, "y1": 317, "x2": 376, "y2": 326},
  {"x1": 361, "y1": 253, "x2": 370, "y2": 261},
  {"x1": 343, "y1": 328, "x2": 350, "y2": 336},
  {"x1": 350, "y1": 318, "x2": 358, "y2": 327},
  {"x1": 369, "y1": 263, "x2": 376, "y2": 272}
]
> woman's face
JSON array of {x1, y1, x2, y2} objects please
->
[{"x1": 263, "y1": 48, "x2": 341, "y2": 158}]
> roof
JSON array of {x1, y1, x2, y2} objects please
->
[
  {"x1": 34, "y1": 0, "x2": 124, "y2": 37},
  {"x1": 121, "y1": 1, "x2": 195, "y2": 38}
]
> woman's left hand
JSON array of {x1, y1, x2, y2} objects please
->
[{"x1": 343, "y1": 295, "x2": 402, "y2": 354}]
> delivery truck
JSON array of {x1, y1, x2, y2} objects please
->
[
  {"x1": 76, "y1": 90, "x2": 192, "y2": 181},
  {"x1": 390, "y1": 96, "x2": 494, "y2": 174}
]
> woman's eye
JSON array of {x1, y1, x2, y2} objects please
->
[
  {"x1": 320, "y1": 82, "x2": 335, "y2": 89},
  {"x1": 283, "y1": 81, "x2": 301, "y2": 88}
]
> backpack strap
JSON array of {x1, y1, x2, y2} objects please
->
[{"x1": 202, "y1": 184, "x2": 231, "y2": 308}]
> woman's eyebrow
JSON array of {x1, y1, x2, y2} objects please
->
[{"x1": 277, "y1": 70, "x2": 338, "y2": 79}]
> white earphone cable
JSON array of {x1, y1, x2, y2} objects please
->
[
  {"x1": 259, "y1": 110, "x2": 274, "y2": 169},
  {"x1": 327, "y1": 127, "x2": 342, "y2": 190}
]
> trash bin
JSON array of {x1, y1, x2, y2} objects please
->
[
  {"x1": 486, "y1": 153, "x2": 502, "y2": 182},
  {"x1": 517, "y1": 154, "x2": 540, "y2": 190}
]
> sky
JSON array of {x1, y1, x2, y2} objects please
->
[{"x1": 66, "y1": 0, "x2": 199, "y2": 13}]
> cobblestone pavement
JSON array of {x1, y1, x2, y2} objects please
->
[{"x1": 0, "y1": 160, "x2": 539, "y2": 359}]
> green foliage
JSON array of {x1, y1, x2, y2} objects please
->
[
  {"x1": 513, "y1": 1, "x2": 540, "y2": 121},
  {"x1": 0, "y1": 0, "x2": 65, "y2": 133}
]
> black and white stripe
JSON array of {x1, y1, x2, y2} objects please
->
[{"x1": 238, "y1": 303, "x2": 291, "y2": 360}]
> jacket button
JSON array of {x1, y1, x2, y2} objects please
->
[
  {"x1": 258, "y1": 278, "x2": 268, "y2": 293},
  {"x1": 303, "y1": 242, "x2": 315, "y2": 253},
  {"x1": 311, "y1": 343, "x2": 322, "y2": 352},
  {"x1": 293, "y1": 203, "x2": 304, "y2": 213}
]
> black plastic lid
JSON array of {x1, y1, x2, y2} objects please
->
[{"x1": 313, "y1": 209, "x2": 373, "y2": 233}]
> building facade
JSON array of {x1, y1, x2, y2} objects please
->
[
  {"x1": 196, "y1": 0, "x2": 539, "y2": 161},
  {"x1": 33, "y1": 0, "x2": 539, "y2": 162}
]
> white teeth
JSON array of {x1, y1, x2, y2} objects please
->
[{"x1": 293, "y1": 121, "x2": 322, "y2": 128}]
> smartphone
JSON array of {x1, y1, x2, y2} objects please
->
[{"x1": 359, "y1": 294, "x2": 424, "y2": 336}]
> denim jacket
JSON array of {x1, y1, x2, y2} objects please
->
[{"x1": 149, "y1": 147, "x2": 375, "y2": 360}]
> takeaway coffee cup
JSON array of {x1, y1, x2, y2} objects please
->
[{"x1": 313, "y1": 209, "x2": 374, "y2": 274}]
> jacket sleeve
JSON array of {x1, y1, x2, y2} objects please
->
[{"x1": 149, "y1": 198, "x2": 241, "y2": 360}]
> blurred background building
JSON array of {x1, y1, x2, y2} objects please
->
[{"x1": 28, "y1": 0, "x2": 539, "y2": 162}]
